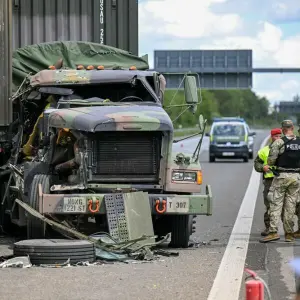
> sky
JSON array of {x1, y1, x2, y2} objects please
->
[{"x1": 138, "y1": 0, "x2": 300, "y2": 106}]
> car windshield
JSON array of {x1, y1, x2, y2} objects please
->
[{"x1": 212, "y1": 123, "x2": 245, "y2": 136}]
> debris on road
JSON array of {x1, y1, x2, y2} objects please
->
[
  {"x1": 188, "y1": 237, "x2": 212, "y2": 248},
  {"x1": 0, "y1": 256, "x2": 31, "y2": 268},
  {"x1": 8, "y1": 199, "x2": 180, "y2": 267}
]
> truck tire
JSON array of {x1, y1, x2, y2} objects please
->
[
  {"x1": 170, "y1": 215, "x2": 194, "y2": 248},
  {"x1": 27, "y1": 174, "x2": 50, "y2": 239},
  {"x1": 209, "y1": 155, "x2": 215, "y2": 162},
  {"x1": 13, "y1": 239, "x2": 95, "y2": 265},
  {"x1": 243, "y1": 156, "x2": 249, "y2": 163}
]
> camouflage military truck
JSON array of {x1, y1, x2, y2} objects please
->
[{"x1": 0, "y1": 41, "x2": 212, "y2": 248}]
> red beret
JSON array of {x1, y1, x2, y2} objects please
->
[{"x1": 271, "y1": 128, "x2": 282, "y2": 136}]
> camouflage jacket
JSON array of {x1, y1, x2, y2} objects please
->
[{"x1": 267, "y1": 134, "x2": 297, "y2": 167}]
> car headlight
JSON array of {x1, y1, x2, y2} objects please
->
[{"x1": 172, "y1": 170, "x2": 202, "y2": 184}]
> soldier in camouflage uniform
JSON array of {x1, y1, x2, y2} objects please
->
[
  {"x1": 254, "y1": 128, "x2": 282, "y2": 236},
  {"x1": 294, "y1": 125, "x2": 300, "y2": 238},
  {"x1": 260, "y1": 120, "x2": 300, "y2": 243}
]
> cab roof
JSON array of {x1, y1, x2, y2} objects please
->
[{"x1": 30, "y1": 69, "x2": 158, "y2": 87}]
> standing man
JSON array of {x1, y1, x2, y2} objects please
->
[
  {"x1": 294, "y1": 125, "x2": 300, "y2": 238},
  {"x1": 254, "y1": 128, "x2": 282, "y2": 236},
  {"x1": 260, "y1": 120, "x2": 300, "y2": 243}
]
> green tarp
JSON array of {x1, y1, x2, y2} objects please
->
[{"x1": 12, "y1": 41, "x2": 149, "y2": 93}]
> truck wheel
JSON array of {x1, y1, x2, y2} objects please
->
[
  {"x1": 209, "y1": 155, "x2": 215, "y2": 162},
  {"x1": 27, "y1": 174, "x2": 50, "y2": 239},
  {"x1": 243, "y1": 156, "x2": 249, "y2": 163},
  {"x1": 249, "y1": 153, "x2": 253, "y2": 159},
  {"x1": 169, "y1": 215, "x2": 194, "y2": 248},
  {"x1": 13, "y1": 239, "x2": 95, "y2": 265}
]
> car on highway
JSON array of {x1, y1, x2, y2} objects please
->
[
  {"x1": 205, "y1": 117, "x2": 256, "y2": 162},
  {"x1": 247, "y1": 125, "x2": 255, "y2": 159}
]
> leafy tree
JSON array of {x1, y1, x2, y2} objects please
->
[{"x1": 164, "y1": 88, "x2": 272, "y2": 128}]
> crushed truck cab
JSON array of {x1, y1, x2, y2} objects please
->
[{"x1": 0, "y1": 41, "x2": 212, "y2": 248}]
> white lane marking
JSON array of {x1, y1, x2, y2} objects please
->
[{"x1": 207, "y1": 134, "x2": 270, "y2": 300}]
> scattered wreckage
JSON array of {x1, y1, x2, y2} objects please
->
[{"x1": 0, "y1": 41, "x2": 212, "y2": 254}]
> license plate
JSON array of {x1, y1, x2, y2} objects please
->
[
  {"x1": 222, "y1": 152, "x2": 235, "y2": 156},
  {"x1": 166, "y1": 197, "x2": 189, "y2": 213},
  {"x1": 63, "y1": 197, "x2": 86, "y2": 213}
]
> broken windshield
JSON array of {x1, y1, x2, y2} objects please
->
[{"x1": 47, "y1": 80, "x2": 158, "y2": 106}]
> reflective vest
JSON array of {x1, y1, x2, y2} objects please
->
[{"x1": 257, "y1": 145, "x2": 274, "y2": 179}]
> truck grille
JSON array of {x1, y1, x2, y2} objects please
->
[{"x1": 89, "y1": 132, "x2": 162, "y2": 183}]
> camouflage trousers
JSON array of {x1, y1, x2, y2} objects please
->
[
  {"x1": 268, "y1": 173, "x2": 300, "y2": 234},
  {"x1": 296, "y1": 201, "x2": 300, "y2": 229},
  {"x1": 263, "y1": 178, "x2": 273, "y2": 229}
]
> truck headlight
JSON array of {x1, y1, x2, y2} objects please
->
[{"x1": 172, "y1": 170, "x2": 202, "y2": 184}]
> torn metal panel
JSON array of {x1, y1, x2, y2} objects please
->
[
  {"x1": 123, "y1": 191, "x2": 154, "y2": 246},
  {"x1": 104, "y1": 192, "x2": 154, "y2": 245},
  {"x1": 105, "y1": 193, "x2": 129, "y2": 242}
]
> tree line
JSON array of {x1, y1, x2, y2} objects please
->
[{"x1": 164, "y1": 89, "x2": 288, "y2": 129}]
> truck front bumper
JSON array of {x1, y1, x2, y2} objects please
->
[{"x1": 38, "y1": 184, "x2": 212, "y2": 216}]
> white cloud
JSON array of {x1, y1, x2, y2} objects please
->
[
  {"x1": 138, "y1": 1, "x2": 300, "y2": 103},
  {"x1": 271, "y1": 0, "x2": 300, "y2": 23},
  {"x1": 254, "y1": 74, "x2": 300, "y2": 104},
  {"x1": 139, "y1": 0, "x2": 242, "y2": 38},
  {"x1": 257, "y1": 22, "x2": 282, "y2": 52},
  {"x1": 256, "y1": 90, "x2": 284, "y2": 102},
  {"x1": 198, "y1": 22, "x2": 290, "y2": 66},
  {"x1": 197, "y1": 21, "x2": 300, "y2": 102},
  {"x1": 280, "y1": 80, "x2": 299, "y2": 90},
  {"x1": 274, "y1": 36, "x2": 300, "y2": 66}
]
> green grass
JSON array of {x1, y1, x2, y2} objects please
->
[{"x1": 173, "y1": 125, "x2": 211, "y2": 138}]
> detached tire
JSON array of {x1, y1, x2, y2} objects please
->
[
  {"x1": 27, "y1": 174, "x2": 50, "y2": 239},
  {"x1": 170, "y1": 215, "x2": 194, "y2": 248},
  {"x1": 13, "y1": 239, "x2": 95, "y2": 265}
]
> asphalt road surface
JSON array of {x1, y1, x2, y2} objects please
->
[{"x1": 0, "y1": 129, "x2": 299, "y2": 300}]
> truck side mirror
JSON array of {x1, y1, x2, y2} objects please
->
[
  {"x1": 205, "y1": 133, "x2": 210, "y2": 137},
  {"x1": 184, "y1": 75, "x2": 198, "y2": 113}
]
